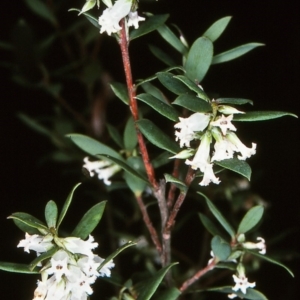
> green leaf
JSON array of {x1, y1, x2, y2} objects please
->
[
  {"x1": 247, "y1": 250, "x2": 294, "y2": 277},
  {"x1": 211, "y1": 236, "x2": 231, "y2": 261},
  {"x1": 215, "y1": 158, "x2": 252, "y2": 181},
  {"x1": 203, "y1": 16, "x2": 232, "y2": 42},
  {"x1": 8, "y1": 212, "x2": 48, "y2": 235},
  {"x1": 152, "y1": 151, "x2": 172, "y2": 168},
  {"x1": 57, "y1": 183, "x2": 81, "y2": 230},
  {"x1": 185, "y1": 37, "x2": 213, "y2": 82},
  {"x1": 164, "y1": 173, "x2": 187, "y2": 193},
  {"x1": 69, "y1": 8, "x2": 100, "y2": 29},
  {"x1": 29, "y1": 246, "x2": 58, "y2": 270},
  {"x1": 124, "y1": 117, "x2": 138, "y2": 151},
  {"x1": 17, "y1": 113, "x2": 51, "y2": 137},
  {"x1": 78, "y1": 0, "x2": 96, "y2": 15},
  {"x1": 233, "y1": 111, "x2": 298, "y2": 121},
  {"x1": 141, "y1": 82, "x2": 166, "y2": 103},
  {"x1": 136, "y1": 263, "x2": 178, "y2": 300},
  {"x1": 216, "y1": 98, "x2": 253, "y2": 106},
  {"x1": 157, "y1": 25, "x2": 188, "y2": 55},
  {"x1": 199, "y1": 213, "x2": 225, "y2": 238},
  {"x1": 45, "y1": 200, "x2": 58, "y2": 229},
  {"x1": 173, "y1": 75, "x2": 210, "y2": 101},
  {"x1": 110, "y1": 82, "x2": 129, "y2": 105},
  {"x1": 173, "y1": 94, "x2": 211, "y2": 113},
  {"x1": 0, "y1": 262, "x2": 39, "y2": 274},
  {"x1": 137, "y1": 119, "x2": 180, "y2": 154},
  {"x1": 99, "y1": 241, "x2": 136, "y2": 271},
  {"x1": 212, "y1": 43, "x2": 264, "y2": 64},
  {"x1": 106, "y1": 123, "x2": 124, "y2": 148},
  {"x1": 130, "y1": 14, "x2": 169, "y2": 41},
  {"x1": 66, "y1": 133, "x2": 123, "y2": 160},
  {"x1": 198, "y1": 192, "x2": 235, "y2": 238},
  {"x1": 156, "y1": 72, "x2": 191, "y2": 95},
  {"x1": 238, "y1": 206, "x2": 264, "y2": 234},
  {"x1": 136, "y1": 93, "x2": 179, "y2": 121},
  {"x1": 154, "y1": 287, "x2": 181, "y2": 300},
  {"x1": 71, "y1": 201, "x2": 107, "y2": 239},
  {"x1": 149, "y1": 45, "x2": 177, "y2": 67},
  {"x1": 24, "y1": 0, "x2": 57, "y2": 25}
]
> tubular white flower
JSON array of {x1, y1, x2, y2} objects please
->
[
  {"x1": 62, "y1": 235, "x2": 98, "y2": 257},
  {"x1": 232, "y1": 274, "x2": 256, "y2": 294},
  {"x1": 77, "y1": 255, "x2": 101, "y2": 277},
  {"x1": 17, "y1": 233, "x2": 54, "y2": 254},
  {"x1": 210, "y1": 114, "x2": 237, "y2": 136},
  {"x1": 174, "y1": 113, "x2": 210, "y2": 148},
  {"x1": 46, "y1": 250, "x2": 71, "y2": 281},
  {"x1": 242, "y1": 237, "x2": 266, "y2": 255},
  {"x1": 199, "y1": 163, "x2": 220, "y2": 186},
  {"x1": 226, "y1": 132, "x2": 256, "y2": 160},
  {"x1": 127, "y1": 11, "x2": 145, "y2": 29},
  {"x1": 211, "y1": 127, "x2": 235, "y2": 161}
]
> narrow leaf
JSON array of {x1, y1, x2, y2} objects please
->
[
  {"x1": 149, "y1": 45, "x2": 176, "y2": 67},
  {"x1": 106, "y1": 123, "x2": 124, "y2": 148},
  {"x1": 29, "y1": 246, "x2": 58, "y2": 270},
  {"x1": 238, "y1": 206, "x2": 264, "y2": 234},
  {"x1": 203, "y1": 16, "x2": 232, "y2": 42},
  {"x1": 17, "y1": 113, "x2": 51, "y2": 137},
  {"x1": 216, "y1": 98, "x2": 253, "y2": 106},
  {"x1": 173, "y1": 94, "x2": 211, "y2": 112},
  {"x1": 110, "y1": 82, "x2": 129, "y2": 105},
  {"x1": 137, "y1": 119, "x2": 180, "y2": 154},
  {"x1": 154, "y1": 287, "x2": 181, "y2": 300},
  {"x1": 215, "y1": 158, "x2": 252, "y2": 181},
  {"x1": 233, "y1": 111, "x2": 298, "y2": 121},
  {"x1": 124, "y1": 116, "x2": 138, "y2": 151},
  {"x1": 0, "y1": 262, "x2": 39, "y2": 274},
  {"x1": 136, "y1": 93, "x2": 179, "y2": 121},
  {"x1": 69, "y1": 8, "x2": 100, "y2": 29},
  {"x1": 212, "y1": 43, "x2": 264, "y2": 64},
  {"x1": 198, "y1": 192, "x2": 235, "y2": 238},
  {"x1": 45, "y1": 200, "x2": 58, "y2": 229},
  {"x1": 141, "y1": 82, "x2": 166, "y2": 103},
  {"x1": 156, "y1": 72, "x2": 191, "y2": 95},
  {"x1": 185, "y1": 37, "x2": 213, "y2": 82},
  {"x1": 199, "y1": 213, "x2": 225, "y2": 238},
  {"x1": 130, "y1": 14, "x2": 169, "y2": 41},
  {"x1": 25, "y1": 0, "x2": 57, "y2": 25},
  {"x1": 152, "y1": 151, "x2": 172, "y2": 168},
  {"x1": 57, "y1": 183, "x2": 81, "y2": 230},
  {"x1": 164, "y1": 173, "x2": 187, "y2": 192},
  {"x1": 71, "y1": 201, "x2": 107, "y2": 239},
  {"x1": 211, "y1": 236, "x2": 231, "y2": 261}
]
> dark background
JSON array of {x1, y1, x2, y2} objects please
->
[{"x1": 1, "y1": 0, "x2": 299, "y2": 299}]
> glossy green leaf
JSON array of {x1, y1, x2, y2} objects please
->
[
  {"x1": 29, "y1": 246, "x2": 58, "y2": 270},
  {"x1": 156, "y1": 72, "x2": 191, "y2": 95},
  {"x1": 8, "y1": 212, "x2": 48, "y2": 235},
  {"x1": 157, "y1": 25, "x2": 188, "y2": 55},
  {"x1": 198, "y1": 192, "x2": 235, "y2": 238},
  {"x1": 69, "y1": 8, "x2": 100, "y2": 29},
  {"x1": 185, "y1": 37, "x2": 213, "y2": 82},
  {"x1": 216, "y1": 98, "x2": 253, "y2": 106},
  {"x1": 124, "y1": 117, "x2": 138, "y2": 151},
  {"x1": 247, "y1": 250, "x2": 294, "y2": 277},
  {"x1": 164, "y1": 173, "x2": 187, "y2": 192},
  {"x1": 0, "y1": 262, "x2": 39, "y2": 274},
  {"x1": 211, "y1": 236, "x2": 231, "y2": 261},
  {"x1": 136, "y1": 93, "x2": 179, "y2": 121},
  {"x1": 233, "y1": 111, "x2": 298, "y2": 121},
  {"x1": 212, "y1": 43, "x2": 264, "y2": 64},
  {"x1": 57, "y1": 183, "x2": 81, "y2": 230},
  {"x1": 203, "y1": 16, "x2": 232, "y2": 42},
  {"x1": 130, "y1": 14, "x2": 169, "y2": 40},
  {"x1": 136, "y1": 263, "x2": 178, "y2": 300},
  {"x1": 141, "y1": 82, "x2": 166, "y2": 103},
  {"x1": 173, "y1": 94, "x2": 211, "y2": 112},
  {"x1": 78, "y1": 0, "x2": 96, "y2": 15},
  {"x1": 110, "y1": 82, "x2": 129, "y2": 105},
  {"x1": 173, "y1": 75, "x2": 210, "y2": 101},
  {"x1": 66, "y1": 133, "x2": 123, "y2": 160},
  {"x1": 25, "y1": 0, "x2": 57, "y2": 25},
  {"x1": 45, "y1": 200, "x2": 58, "y2": 229},
  {"x1": 106, "y1": 123, "x2": 124, "y2": 148},
  {"x1": 152, "y1": 151, "x2": 172, "y2": 168},
  {"x1": 215, "y1": 158, "x2": 251, "y2": 181},
  {"x1": 154, "y1": 287, "x2": 181, "y2": 300},
  {"x1": 137, "y1": 119, "x2": 180, "y2": 154},
  {"x1": 199, "y1": 213, "x2": 225, "y2": 238},
  {"x1": 238, "y1": 206, "x2": 264, "y2": 234},
  {"x1": 11, "y1": 218, "x2": 41, "y2": 235},
  {"x1": 71, "y1": 201, "x2": 107, "y2": 239},
  {"x1": 149, "y1": 45, "x2": 176, "y2": 67},
  {"x1": 99, "y1": 241, "x2": 136, "y2": 271}
]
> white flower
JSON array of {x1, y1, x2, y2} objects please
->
[
  {"x1": 210, "y1": 114, "x2": 237, "y2": 136},
  {"x1": 211, "y1": 127, "x2": 235, "y2": 161},
  {"x1": 46, "y1": 250, "x2": 71, "y2": 281},
  {"x1": 83, "y1": 156, "x2": 121, "y2": 185},
  {"x1": 174, "y1": 113, "x2": 210, "y2": 148},
  {"x1": 98, "y1": 259, "x2": 115, "y2": 277},
  {"x1": 226, "y1": 132, "x2": 256, "y2": 160},
  {"x1": 17, "y1": 233, "x2": 53, "y2": 254},
  {"x1": 199, "y1": 163, "x2": 220, "y2": 186},
  {"x1": 242, "y1": 237, "x2": 266, "y2": 255},
  {"x1": 62, "y1": 235, "x2": 98, "y2": 257},
  {"x1": 228, "y1": 293, "x2": 238, "y2": 299},
  {"x1": 127, "y1": 11, "x2": 145, "y2": 29},
  {"x1": 77, "y1": 255, "x2": 101, "y2": 277},
  {"x1": 232, "y1": 274, "x2": 255, "y2": 294},
  {"x1": 218, "y1": 105, "x2": 245, "y2": 115},
  {"x1": 98, "y1": 0, "x2": 132, "y2": 35}
]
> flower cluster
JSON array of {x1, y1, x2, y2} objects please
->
[
  {"x1": 174, "y1": 103, "x2": 256, "y2": 186},
  {"x1": 18, "y1": 233, "x2": 114, "y2": 300},
  {"x1": 83, "y1": 156, "x2": 121, "y2": 185},
  {"x1": 98, "y1": 0, "x2": 145, "y2": 35}
]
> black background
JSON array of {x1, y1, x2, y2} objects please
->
[{"x1": 0, "y1": 0, "x2": 299, "y2": 299}]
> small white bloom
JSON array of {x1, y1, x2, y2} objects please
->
[
  {"x1": 243, "y1": 237, "x2": 266, "y2": 255},
  {"x1": 77, "y1": 255, "x2": 101, "y2": 277},
  {"x1": 17, "y1": 233, "x2": 53, "y2": 254},
  {"x1": 127, "y1": 11, "x2": 145, "y2": 29},
  {"x1": 63, "y1": 235, "x2": 98, "y2": 257},
  {"x1": 232, "y1": 274, "x2": 255, "y2": 294},
  {"x1": 228, "y1": 293, "x2": 238, "y2": 299},
  {"x1": 174, "y1": 113, "x2": 210, "y2": 148},
  {"x1": 199, "y1": 163, "x2": 220, "y2": 186},
  {"x1": 226, "y1": 132, "x2": 256, "y2": 160},
  {"x1": 211, "y1": 128, "x2": 235, "y2": 161},
  {"x1": 210, "y1": 114, "x2": 236, "y2": 136},
  {"x1": 33, "y1": 279, "x2": 48, "y2": 300},
  {"x1": 46, "y1": 250, "x2": 71, "y2": 281},
  {"x1": 169, "y1": 148, "x2": 194, "y2": 159}
]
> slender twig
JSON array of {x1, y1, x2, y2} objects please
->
[
  {"x1": 179, "y1": 260, "x2": 216, "y2": 292},
  {"x1": 167, "y1": 159, "x2": 181, "y2": 210}
]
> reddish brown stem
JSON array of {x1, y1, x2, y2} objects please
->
[{"x1": 167, "y1": 159, "x2": 181, "y2": 210}]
